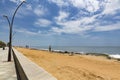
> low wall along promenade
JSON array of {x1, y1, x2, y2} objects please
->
[{"x1": 12, "y1": 48, "x2": 57, "y2": 80}]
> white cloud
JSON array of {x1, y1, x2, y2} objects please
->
[
  {"x1": 9, "y1": 0, "x2": 18, "y2": 3},
  {"x1": 9, "y1": 0, "x2": 26, "y2": 4},
  {"x1": 35, "y1": 19, "x2": 52, "y2": 27},
  {"x1": 34, "y1": 5, "x2": 48, "y2": 16},
  {"x1": 69, "y1": 0, "x2": 85, "y2": 8},
  {"x1": 50, "y1": 0, "x2": 120, "y2": 35},
  {"x1": 15, "y1": 28, "x2": 38, "y2": 35},
  {"x1": 52, "y1": 18, "x2": 120, "y2": 34},
  {"x1": 21, "y1": 0, "x2": 26, "y2": 1},
  {"x1": 94, "y1": 23, "x2": 120, "y2": 32},
  {"x1": 102, "y1": 0, "x2": 120, "y2": 15},
  {"x1": 84, "y1": 0, "x2": 100, "y2": 12},
  {"x1": 48, "y1": 0, "x2": 103, "y2": 13},
  {"x1": 52, "y1": 11, "x2": 98, "y2": 34},
  {"x1": 52, "y1": 8, "x2": 120, "y2": 34},
  {"x1": 49, "y1": 0, "x2": 120, "y2": 14},
  {"x1": 52, "y1": 19, "x2": 93, "y2": 34},
  {"x1": 9, "y1": 0, "x2": 120, "y2": 35},
  {"x1": 69, "y1": 0, "x2": 100, "y2": 12},
  {"x1": 79, "y1": 15, "x2": 98, "y2": 25},
  {"x1": 48, "y1": 0, "x2": 69, "y2": 7},
  {"x1": 55, "y1": 11, "x2": 69, "y2": 22}
]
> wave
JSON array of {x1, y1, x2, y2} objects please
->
[{"x1": 109, "y1": 54, "x2": 120, "y2": 59}]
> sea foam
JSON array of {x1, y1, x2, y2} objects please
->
[{"x1": 109, "y1": 54, "x2": 120, "y2": 59}]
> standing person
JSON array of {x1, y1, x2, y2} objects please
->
[
  {"x1": 49, "y1": 45, "x2": 51, "y2": 52},
  {"x1": 25, "y1": 45, "x2": 29, "y2": 48}
]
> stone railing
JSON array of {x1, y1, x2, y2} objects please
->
[{"x1": 12, "y1": 48, "x2": 57, "y2": 80}]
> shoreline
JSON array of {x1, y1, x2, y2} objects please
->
[
  {"x1": 25, "y1": 47, "x2": 120, "y2": 61},
  {"x1": 15, "y1": 47, "x2": 120, "y2": 80}
]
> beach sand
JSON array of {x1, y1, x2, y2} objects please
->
[{"x1": 16, "y1": 48, "x2": 120, "y2": 80}]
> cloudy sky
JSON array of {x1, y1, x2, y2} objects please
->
[{"x1": 0, "y1": 0, "x2": 120, "y2": 46}]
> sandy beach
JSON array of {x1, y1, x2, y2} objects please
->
[{"x1": 16, "y1": 47, "x2": 120, "y2": 80}]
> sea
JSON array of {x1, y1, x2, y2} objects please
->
[{"x1": 31, "y1": 46, "x2": 120, "y2": 59}]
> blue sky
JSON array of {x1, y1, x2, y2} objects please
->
[{"x1": 0, "y1": 0, "x2": 120, "y2": 46}]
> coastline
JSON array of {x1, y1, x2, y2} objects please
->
[
  {"x1": 30, "y1": 46, "x2": 120, "y2": 54},
  {"x1": 27, "y1": 47, "x2": 120, "y2": 61},
  {"x1": 15, "y1": 47, "x2": 120, "y2": 80}
]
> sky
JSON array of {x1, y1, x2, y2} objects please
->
[{"x1": 0, "y1": 0, "x2": 120, "y2": 46}]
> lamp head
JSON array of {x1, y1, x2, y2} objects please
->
[
  {"x1": 22, "y1": 0, "x2": 26, "y2": 3},
  {"x1": 3, "y1": 15, "x2": 7, "y2": 18}
]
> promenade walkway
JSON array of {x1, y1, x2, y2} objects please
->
[{"x1": 0, "y1": 48, "x2": 17, "y2": 80}]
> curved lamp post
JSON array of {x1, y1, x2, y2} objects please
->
[
  {"x1": 3, "y1": 1, "x2": 26, "y2": 61},
  {"x1": 3, "y1": 15, "x2": 10, "y2": 27}
]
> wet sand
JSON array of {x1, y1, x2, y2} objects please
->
[{"x1": 16, "y1": 47, "x2": 120, "y2": 80}]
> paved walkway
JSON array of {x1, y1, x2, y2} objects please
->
[{"x1": 0, "y1": 48, "x2": 17, "y2": 80}]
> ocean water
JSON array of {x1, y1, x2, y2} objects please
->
[{"x1": 31, "y1": 46, "x2": 120, "y2": 55}]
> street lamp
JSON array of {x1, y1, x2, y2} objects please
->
[
  {"x1": 3, "y1": 1, "x2": 26, "y2": 61},
  {"x1": 3, "y1": 15, "x2": 10, "y2": 28}
]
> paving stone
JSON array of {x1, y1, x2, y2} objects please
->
[{"x1": 0, "y1": 48, "x2": 17, "y2": 80}]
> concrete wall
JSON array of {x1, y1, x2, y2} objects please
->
[{"x1": 12, "y1": 48, "x2": 57, "y2": 80}]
